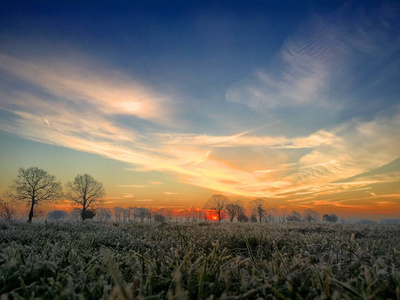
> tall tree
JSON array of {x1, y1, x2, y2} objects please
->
[
  {"x1": 7, "y1": 167, "x2": 62, "y2": 223},
  {"x1": 66, "y1": 174, "x2": 105, "y2": 221},
  {"x1": 205, "y1": 194, "x2": 228, "y2": 223}
]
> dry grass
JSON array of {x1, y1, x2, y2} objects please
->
[{"x1": 1, "y1": 221, "x2": 399, "y2": 299}]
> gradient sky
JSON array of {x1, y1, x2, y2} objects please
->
[{"x1": 1, "y1": 0, "x2": 399, "y2": 219}]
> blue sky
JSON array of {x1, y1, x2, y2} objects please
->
[{"x1": 0, "y1": 0, "x2": 399, "y2": 218}]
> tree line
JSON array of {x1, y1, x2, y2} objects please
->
[
  {"x1": 0, "y1": 167, "x2": 339, "y2": 224},
  {"x1": 204, "y1": 194, "x2": 338, "y2": 223}
]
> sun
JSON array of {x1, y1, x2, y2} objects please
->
[{"x1": 212, "y1": 216, "x2": 218, "y2": 221}]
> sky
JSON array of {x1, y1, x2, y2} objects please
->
[{"x1": 0, "y1": 0, "x2": 399, "y2": 220}]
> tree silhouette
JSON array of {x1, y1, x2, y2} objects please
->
[
  {"x1": 7, "y1": 167, "x2": 62, "y2": 222},
  {"x1": 323, "y1": 214, "x2": 338, "y2": 223},
  {"x1": 251, "y1": 198, "x2": 266, "y2": 222},
  {"x1": 304, "y1": 209, "x2": 320, "y2": 222},
  {"x1": 226, "y1": 201, "x2": 243, "y2": 222},
  {"x1": 205, "y1": 194, "x2": 228, "y2": 223},
  {"x1": 133, "y1": 207, "x2": 150, "y2": 223},
  {"x1": 237, "y1": 212, "x2": 249, "y2": 222},
  {"x1": 154, "y1": 214, "x2": 166, "y2": 222},
  {"x1": 66, "y1": 174, "x2": 105, "y2": 221}
]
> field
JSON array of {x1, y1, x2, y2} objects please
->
[{"x1": 1, "y1": 222, "x2": 400, "y2": 299}]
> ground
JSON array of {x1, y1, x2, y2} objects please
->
[{"x1": 1, "y1": 221, "x2": 399, "y2": 299}]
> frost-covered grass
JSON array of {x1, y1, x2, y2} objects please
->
[{"x1": 1, "y1": 221, "x2": 399, "y2": 299}]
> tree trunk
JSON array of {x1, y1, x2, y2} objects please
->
[
  {"x1": 28, "y1": 197, "x2": 35, "y2": 223},
  {"x1": 81, "y1": 207, "x2": 86, "y2": 221}
]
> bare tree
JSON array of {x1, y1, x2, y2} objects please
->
[
  {"x1": 251, "y1": 198, "x2": 266, "y2": 222},
  {"x1": 146, "y1": 208, "x2": 153, "y2": 223},
  {"x1": 113, "y1": 207, "x2": 124, "y2": 222},
  {"x1": 154, "y1": 214, "x2": 166, "y2": 222},
  {"x1": 7, "y1": 167, "x2": 62, "y2": 223},
  {"x1": 205, "y1": 194, "x2": 228, "y2": 223},
  {"x1": 290, "y1": 210, "x2": 302, "y2": 220},
  {"x1": 226, "y1": 201, "x2": 243, "y2": 222},
  {"x1": 96, "y1": 208, "x2": 111, "y2": 222},
  {"x1": 133, "y1": 207, "x2": 150, "y2": 223},
  {"x1": 0, "y1": 198, "x2": 15, "y2": 221},
  {"x1": 304, "y1": 209, "x2": 320, "y2": 222},
  {"x1": 237, "y1": 212, "x2": 249, "y2": 222},
  {"x1": 123, "y1": 208, "x2": 131, "y2": 222},
  {"x1": 66, "y1": 174, "x2": 105, "y2": 221}
]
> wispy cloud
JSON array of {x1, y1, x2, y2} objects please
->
[
  {"x1": 150, "y1": 181, "x2": 163, "y2": 185},
  {"x1": 155, "y1": 129, "x2": 337, "y2": 149},
  {"x1": 0, "y1": 54, "x2": 171, "y2": 122},
  {"x1": 121, "y1": 193, "x2": 134, "y2": 198},
  {"x1": 225, "y1": 2, "x2": 400, "y2": 110},
  {"x1": 118, "y1": 185, "x2": 153, "y2": 188}
]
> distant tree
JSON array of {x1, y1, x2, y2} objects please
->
[
  {"x1": 114, "y1": 207, "x2": 125, "y2": 222},
  {"x1": 47, "y1": 210, "x2": 68, "y2": 221},
  {"x1": 250, "y1": 215, "x2": 258, "y2": 223},
  {"x1": 304, "y1": 209, "x2": 320, "y2": 222},
  {"x1": 226, "y1": 201, "x2": 243, "y2": 222},
  {"x1": 197, "y1": 210, "x2": 207, "y2": 222},
  {"x1": 237, "y1": 213, "x2": 249, "y2": 222},
  {"x1": 122, "y1": 208, "x2": 131, "y2": 222},
  {"x1": 330, "y1": 214, "x2": 338, "y2": 223},
  {"x1": 290, "y1": 210, "x2": 302, "y2": 220},
  {"x1": 323, "y1": 214, "x2": 338, "y2": 223},
  {"x1": 96, "y1": 208, "x2": 110, "y2": 222},
  {"x1": 66, "y1": 174, "x2": 105, "y2": 221},
  {"x1": 158, "y1": 207, "x2": 173, "y2": 222},
  {"x1": 146, "y1": 208, "x2": 153, "y2": 223},
  {"x1": 154, "y1": 214, "x2": 166, "y2": 222},
  {"x1": 0, "y1": 198, "x2": 15, "y2": 221},
  {"x1": 133, "y1": 207, "x2": 150, "y2": 223},
  {"x1": 251, "y1": 198, "x2": 266, "y2": 222},
  {"x1": 7, "y1": 167, "x2": 62, "y2": 223},
  {"x1": 205, "y1": 194, "x2": 228, "y2": 223},
  {"x1": 189, "y1": 207, "x2": 198, "y2": 223},
  {"x1": 277, "y1": 208, "x2": 289, "y2": 223},
  {"x1": 287, "y1": 215, "x2": 301, "y2": 222},
  {"x1": 266, "y1": 208, "x2": 279, "y2": 222},
  {"x1": 69, "y1": 208, "x2": 82, "y2": 222}
]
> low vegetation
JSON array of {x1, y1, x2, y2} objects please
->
[{"x1": 1, "y1": 221, "x2": 399, "y2": 299}]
